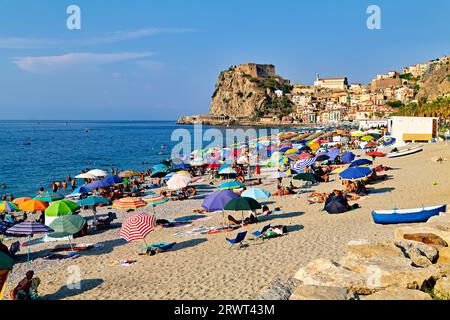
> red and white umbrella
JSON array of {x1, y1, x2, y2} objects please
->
[{"x1": 119, "y1": 213, "x2": 156, "y2": 243}]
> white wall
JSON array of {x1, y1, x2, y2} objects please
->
[{"x1": 389, "y1": 116, "x2": 436, "y2": 142}]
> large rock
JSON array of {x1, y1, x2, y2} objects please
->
[
  {"x1": 433, "y1": 277, "x2": 450, "y2": 300},
  {"x1": 437, "y1": 247, "x2": 450, "y2": 264},
  {"x1": 395, "y1": 226, "x2": 450, "y2": 246},
  {"x1": 359, "y1": 287, "x2": 432, "y2": 300},
  {"x1": 294, "y1": 258, "x2": 371, "y2": 294},
  {"x1": 395, "y1": 240, "x2": 439, "y2": 267},
  {"x1": 290, "y1": 285, "x2": 350, "y2": 300}
]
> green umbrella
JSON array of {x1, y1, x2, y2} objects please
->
[
  {"x1": 293, "y1": 172, "x2": 319, "y2": 182},
  {"x1": 120, "y1": 178, "x2": 131, "y2": 185},
  {"x1": 77, "y1": 196, "x2": 111, "y2": 207},
  {"x1": 48, "y1": 215, "x2": 86, "y2": 249},
  {"x1": 224, "y1": 197, "x2": 261, "y2": 225},
  {"x1": 34, "y1": 192, "x2": 64, "y2": 203},
  {"x1": 0, "y1": 251, "x2": 14, "y2": 270},
  {"x1": 45, "y1": 200, "x2": 80, "y2": 217}
]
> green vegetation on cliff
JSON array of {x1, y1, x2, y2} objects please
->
[{"x1": 393, "y1": 97, "x2": 450, "y2": 118}]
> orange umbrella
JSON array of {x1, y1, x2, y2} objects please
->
[
  {"x1": 12, "y1": 197, "x2": 32, "y2": 206},
  {"x1": 19, "y1": 199, "x2": 49, "y2": 212},
  {"x1": 112, "y1": 197, "x2": 147, "y2": 210}
]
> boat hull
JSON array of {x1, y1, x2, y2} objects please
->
[
  {"x1": 372, "y1": 205, "x2": 446, "y2": 224},
  {"x1": 387, "y1": 146, "x2": 423, "y2": 158}
]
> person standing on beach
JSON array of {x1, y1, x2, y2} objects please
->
[{"x1": 71, "y1": 179, "x2": 76, "y2": 191}]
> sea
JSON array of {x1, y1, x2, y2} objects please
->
[{"x1": 0, "y1": 120, "x2": 291, "y2": 198}]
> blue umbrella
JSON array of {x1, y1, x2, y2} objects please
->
[
  {"x1": 339, "y1": 167, "x2": 372, "y2": 180},
  {"x1": 72, "y1": 186, "x2": 92, "y2": 194},
  {"x1": 217, "y1": 181, "x2": 245, "y2": 190},
  {"x1": 152, "y1": 164, "x2": 169, "y2": 172},
  {"x1": 86, "y1": 179, "x2": 111, "y2": 189},
  {"x1": 349, "y1": 159, "x2": 373, "y2": 167},
  {"x1": 340, "y1": 152, "x2": 355, "y2": 164},
  {"x1": 201, "y1": 190, "x2": 239, "y2": 211},
  {"x1": 326, "y1": 148, "x2": 340, "y2": 161},
  {"x1": 241, "y1": 188, "x2": 271, "y2": 200},
  {"x1": 102, "y1": 175, "x2": 123, "y2": 185}
]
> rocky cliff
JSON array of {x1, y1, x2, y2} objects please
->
[
  {"x1": 416, "y1": 56, "x2": 450, "y2": 101},
  {"x1": 209, "y1": 65, "x2": 293, "y2": 119}
]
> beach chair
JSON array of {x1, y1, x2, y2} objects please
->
[
  {"x1": 252, "y1": 224, "x2": 271, "y2": 238},
  {"x1": 226, "y1": 231, "x2": 247, "y2": 249}
]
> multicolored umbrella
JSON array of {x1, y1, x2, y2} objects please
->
[
  {"x1": 119, "y1": 212, "x2": 156, "y2": 244},
  {"x1": 34, "y1": 192, "x2": 64, "y2": 203},
  {"x1": 19, "y1": 199, "x2": 49, "y2": 212},
  {"x1": 217, "y1": 181, "x2": 245, "y2": 190},
  {"x1": 0, "y1": 201, "x2": 20, "y2": 213},
  {"x1": 142, "y1": 194, "x2": 169, "y2": 205},
  {"x1": 113, "y1": 197, "x2": 147, "y2": 210},
  {"x1": 45, "y1": 200, "x2": 80, "y2": 217}
]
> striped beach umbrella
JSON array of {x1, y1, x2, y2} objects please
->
[
  {"x1": 119, "y1": 213, "x2": 156, "y2": 244},
  {"x1": 48, "y1": 215, "x2": 86, "y2": 238},
  {"x1": 45, "y1": 200, "x2": 80, "y2": 217},
  {"x1": 113, "y1": 197, "x2": 147, "y2": 210},
  {"x1": 292, "y1": 157, "x2": 316, "y2": 172},
  {"x1": 19, "y1": 199, "x2": 49, "y2": 212},
  {"x1": 142, "y1": 194, "x2": 168, "y2": 205},
  {"x1": 6, "y1": 221, "x2": 54, "y2": 266},
  {"x1": 0, "y1": 201, "x2": 20, "y2": 213}
]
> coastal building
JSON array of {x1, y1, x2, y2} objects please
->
[
  {"x1": 359, "y1": 119, "x2": 389, "y2": 130},
  {"x1": 314, "y1": 75, "x2": 348, "y2": 90},
  {"x1": 388, "y1": 116, "x2": 439, "y2": 142},
  {"x1": 371, "y1": 77, "x2": 402, "y2": 90},
  {"x1": 235, "y1": 63, "x2": 276, "y2": 78}
]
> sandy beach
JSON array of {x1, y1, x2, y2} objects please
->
[{"x1": 2, "y1": 142, "x2": 449, "y2": 300}]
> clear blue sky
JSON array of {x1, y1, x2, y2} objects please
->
[{"x1": 0, "y1": 0, "x2": 448, "y2": 120}]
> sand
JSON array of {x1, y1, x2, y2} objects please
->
[{"x1": 2, "y1": 142, "x2": 449, "y2": 300}]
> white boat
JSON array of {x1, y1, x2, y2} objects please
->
[{"x1": 387, "y1": 144, "x2": 423, "y2": 158}]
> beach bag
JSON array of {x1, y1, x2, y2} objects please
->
[{"x1": 262, "y1": 225, "x2": 286, "y2": 239}]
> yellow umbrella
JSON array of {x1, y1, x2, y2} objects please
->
[
  {"x1": 331, "y1": 167, "x2": 346, "y2": 174},
  {"x1": 12, "y1": 197, "x2": 32, "y2": 206},
  {"x1": 176, "y1": 170, "x2": 192, "y2": 177},
  {"x1": 119, "y1": 170, "x2": 140, "y2": 178},
  {"x1": 361, "y1": 136, "x2": 374, "y2": 142},
  {"x1": 284, "y1": 148, "x2": 298, "y2": 155},
  {"x1": 19, "y1": 199, "x2": 49, "y2": 212},
  {"x1": 351, "y1": 131, "x2": 364, "y2": 137}
]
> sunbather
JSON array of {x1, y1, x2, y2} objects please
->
[{"x1": 228, "y1": 213, "x2": 258, "y2": 225}]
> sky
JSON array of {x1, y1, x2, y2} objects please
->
[{"x1": 0, "y1": 0, "x2": 448, "y2": 120}]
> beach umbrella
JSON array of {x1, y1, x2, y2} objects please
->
[
  {"x1": 315, "y1": 154, "x2": 330, "y2": 162},
  {"x1": 364, "y1": 142, "x2": 378, "y2": 149},
  {"x1": 267, "y1": 171, "x2": 289, "y2": 179},
  {"x1": 326, "y1": 148, "x2": 340, "y2": 161},
  {"x1": 77, "y1": 196, "x2": 111, "y2": 207},
  {"x1": 86, "y1": 179, "x2": 112, "y2": 190},
  {"x1": 102, "y1": 175, "x2": 124, "y2": 185},
  {"x1": 351, "y1": 131, "x2": 364, "y2": 137},
  {"x1": 12, "y1": 197, "x2": 31, "y2": 206},
  {"x1": 0, "y1": 201, "x2": 20, "y2": 213},
  {"x1": 175, "y1": 170, "x2": 192, "y2": 177},
  {"x1": 6, "y1": 221, "x2": 54, "y2": 267},
  {"x1": 87, "y1": 169, "x2": 108, "y2": 177},
  {"x1": 361, "y1": 136, "x2": 374, "y2": 142},
  {"x1": 119, "y1": 170, "x2": 140, "y2": 178},
  {"x1": 218, "y1": 167, "x2": 237, "y2": 175},
  {"x1": 112, "y1": 197, "x2": 147, "y2": 210},
  {"x1": 340, "y1": 152, "x2": 355, "y2": 164},
  {"x1": 166, "y1": 174, "x2": 191, "y2": 190},
  {"x1": 339, "y1": 167, "x2": 372, "y2": 180},
  {"x1": 224, "y1": 197, "x2": 261, "y2": 224},
  {"x1": 72, "y1": 186, "x2": 92, "y2": 194},
  {"x1": 121, "y1": 178, "x2": 131, "y2": 185},
  {"x1": 324, "y1": 195, "x2": 350, "y2": 214},
  {"x1": 297, "y1": 153, "x2": 312, "y2": 160},
  {"x1": 119, "y1": 213, "x2": 156, "y2": 244},
  {"x1": 284, "y1": 148, "x2": 298, "y2": 155},
  {"x1": 47, "y1": 215, "x2": 86, "y2": 248},
  {"x1": 19, "y1": 199, "x2": 48, "y2": 212},
  {"x1": 152, "y1": 164, "x2": 169, "y2": 173},
  {"x1": 0, "y1": 221, "x2": 13, "y2": 234},
  {"x1": 142, "y1": 194, "x2": 169, "y2": 205},
  {"x1": 45, "y1": 200, "x2": 80, "y2": 217},
  {"x1": 293, "y1": 172, "x2": 319, "y2": 182},
  {"x1": 207, "y1": 162, "x2": 221, "y2": 170},
  {"x1": 34, "y1": 192, "x2": 64, "y2": 203},
  {"x1": 74, "y1": 173, "x2": 97, "y2": 180},
  {"x1": 299, "y1": 145, "x2": 312, "y2": 152},
  {"x1": 366, "y1": 151, "x2": 386, "y2": 158},
  {"x1": 0, "y1": 251, "x2": 14, "y2": 270},
  {"x1": 217, "y1": 181, "x2": 245, "y2": 190},
  {"x1": 292, "y1": 157, "x2": 316, "y2": 172},
  {"x1": 382, "y1": 136, "x2": 396, "y2": 146},
  {"x1": 349, "y1": 159, "x2": 373, "y2": 167},
  {"x1": 201, "y1": 190, "x2": 239, "y2": 212},
  {"x1": 150, "y1": 170, "x2": 169, "y2": 178},
  {"x1": 285, "y1": 168, "x2": 298, "y2": 175},
  {"x1": 241, "y1": 188, "x2": 271, "y2": 200}
]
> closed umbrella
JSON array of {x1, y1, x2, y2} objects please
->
[
  {"x1": 6, "y1": 221, "x2": 54, "y2": 267},
  {"x1": 45, "y1": 200, "x2": 80, "y2": 217},
  {"x1": 119, "y1": 213, "x2": 156, "y2": 245}
]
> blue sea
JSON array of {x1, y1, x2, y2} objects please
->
[{"x1": 0, "y1": 120, "x2": 289, "y2": 197}]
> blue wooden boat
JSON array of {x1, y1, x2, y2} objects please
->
[{"x1": 372, "y1": 204, "x2": 446, "y2": 224}]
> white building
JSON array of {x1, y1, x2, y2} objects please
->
[
  {"x1": 359, "y1": 119, "x2": 388, "y2": 130},
  {"x1": 388, "y1": 116, "x2": 439, "y2": 143}
]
